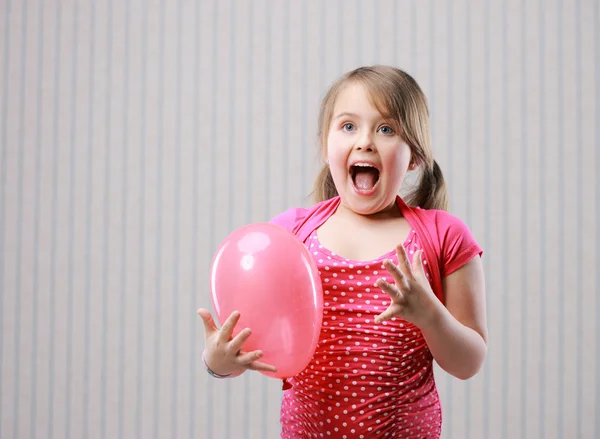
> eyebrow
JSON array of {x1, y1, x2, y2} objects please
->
[
  {"x1": 333, "y1": 112, "x2": 360, "y2": 120},
  {"x1": 333, "y1": 111, "x2": 395, "y2": 121}
]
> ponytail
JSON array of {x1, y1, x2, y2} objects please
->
[
  {"x1": 312, "y1": 165, "x2": 338, "y2": 203},
  {"x1": 405, "y1": 160, "x2": 448, "y2": 211}
]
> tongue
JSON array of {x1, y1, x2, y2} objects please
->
[{"x1": 354, "y1": 168, "x2": 378, "y2": 190}]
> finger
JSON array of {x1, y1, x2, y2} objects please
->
[
  {"x1": 374, "y1": 306, "x2": 398, "y2": 324},
  {"x1": 218, "y1": 310, "x2": 241, "y2": 342},
  {"x1": 228, "y1": 327, "x2": 253, "y2": 353},
  {"x1": 382, "y1": 259, "x2": 408, "y2": 289},
  {"x1": 396, "y1": 244, "x2": 415, "y2": 279},
  {"x1": 197, "y1": 308, "x2": 219, "y2": 335},
  {"x1": 237, "y1": 349, "x2": 265, "y2": 365},
  {"x1": 245, "y1": 360, "x2": 278, "y2": 373},
  {"x1": 237, "y1": 350, "x2": 279, "y2": 373},
  {"x1": 375, "y1": 278, "x2": 405, "y2": 301},
  {"x1": 412, "y1": 249, "x2": 427, "y2": 280}
]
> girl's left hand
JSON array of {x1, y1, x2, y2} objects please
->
[{"x1": 374, "y1": 244, "x2": 442, "y2": 328}]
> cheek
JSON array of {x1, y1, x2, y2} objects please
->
[
  {"x1": 382, "y1": 149, "x2": 411, "y2": 181},
  {"x1": 325, "y1": 133, "x2": 345, "y2": 162}
]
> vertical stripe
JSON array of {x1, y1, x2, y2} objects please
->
[
  {"x1": 375, "y1": 0, "x2": 380, "y2": 64},
  {"x1": 356, "y1": 0, "x2": 361, "y2": 64},
  {"x1": 244, "y1": 4, "x2": 254, "y2": 438},
  {"x1": 282, "y1": 0, "x2": 289, "y2": 210},
  {"x1": 172, "y1": 0, "x2": 183, "y2": 438},
  {"x1": 262, "y1": 3, "x2": 272, "y2": 436},
  {"x1": 319, "y1": 0, "x2": 325, "y2": 92},
  {"x1": 135, "y1": 1, "x2": 149, "y2": 437},
  {"x1": 393, "y1": 0, "x2": 398, "y2": 67},
  {"x1": 447, "y1": 0, "x2": 453, "y2": 187},
  {"x1": 556, "y1": 0, "x2": 565, "y2": 437},
  {"x1": 118, "y1": 1, "x2": 130, "y2": 438},
  {"x1": 591, "y1": 0, "x2": 600, "y2": 431},
  {"x1": 101, "y1": 1, "x2": 114, "y2": 438},
  {"x1": 0, "y1": 0, "x2": 9, "y2": 428},
  {"x1": 189, "y1": 0, "x2": 200, "y2": 437},
  {"x1": 446, "y1": 1, "x2": 453, "y2": 434},
  {"x1": 83, "y1": 2, "x2": 97, "y2": 436},
  {"x1": 501, "y1": 2, "x2": 512, "y2": 438},
  {"x1": 520, "y1": 1, "x2": 529, "y2": 437},
  {"x1": 501, "y1": 1, "x2": 509, "y2": 438},
  {"x1": 411, "y1": 0, "x2": 416, "y2": 74},
  {"x1": 575, "y1": 0, "x2": 583, "y2": 437},
  {"x1": 207, "y1": 1, "x2": 219, "y2": 436},
  {"x1": 225, "y1": 2, "x2": 237, "y2": 437},
  {"x1": 12, "y1": 1, "x2": 27, "y2": 437},
  {"x1": 539, "y1": 1, "x2": 547, "y2": 436},
  {"x1": 48, "y1": 2, "x2": 61, "y2": 438},
  {"x1": 483, "y1": 0, "x2": 491, "y2": 436},
  {"x1": 301, "y1": 0, "x2": 308, "y2": 199},
  {"x1": 338, "y1": 0, "x2": 343, "y2": 71},
  {"x1": 464, "y1": 1, "x2": 472, "y2": 437},
  {"x1": 429, "y1": 0, "x2": 435, "y2": 133},
  {"x1": 171, "y1": 0, "x2": 183, "y2": 437},
  {"x1": 66, "y1": 2, "x2": 79, "y2": 436},
  {"x1": 448, "y1": 2, "x2": 455, "y2": 439},
  {"x1": 30, "y1": 0, "x2": 45, "y2": 437},
  {"x1": 153, "y1": 0, "x2": 166, "y2": 436}
]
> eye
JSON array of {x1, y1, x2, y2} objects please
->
[
  {"x1": 342, "y1": 122, "x2": 355, "y2": 132},
  {"x1": 378, "y1": 125, "x2": 395, "y2": 135}
]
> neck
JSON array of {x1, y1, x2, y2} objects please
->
[{"x1": 335, "y1": 198, "x2": 403, "y2": 222}]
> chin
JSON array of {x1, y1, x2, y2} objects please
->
[{"x1": 339, "y1": 192, "x2": 398, "y2": 217}]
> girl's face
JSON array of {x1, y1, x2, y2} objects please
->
[{"x1": 325, "y1": 82, "x2": 412, "y2": 216}]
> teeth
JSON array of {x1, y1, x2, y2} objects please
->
[{"x1": 353, "y1": 163, "x2": 376, "y2": 168}]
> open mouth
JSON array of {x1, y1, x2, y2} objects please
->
[{"x1": 350, "y1": 163, "x2": 380, "y2": 191}]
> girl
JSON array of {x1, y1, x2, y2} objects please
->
[{"x1": 198, "y1": 65, "x2": 488, "y2": 438}]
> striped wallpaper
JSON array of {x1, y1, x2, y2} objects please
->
[{"x1": 0, "y1": 0, "x2": 598, "y2": 438}]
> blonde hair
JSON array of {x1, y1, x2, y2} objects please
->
[{"x1": 312, "y1": 65, "x2": 448, "y2": 211}]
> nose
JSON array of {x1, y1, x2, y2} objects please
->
[{"x1": 355, "y1": 130, "x2": 376, "y2": 152}]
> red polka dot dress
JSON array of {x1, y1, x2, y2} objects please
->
[{"x1": 280, "y1": 229, "x2": 442, "y2": 439}]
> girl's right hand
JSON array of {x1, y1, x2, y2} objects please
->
[{"x1": 197, "y1": 308, "x2": 277, "y2": 377}]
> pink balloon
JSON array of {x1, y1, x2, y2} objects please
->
[{"x1": 210, "y1": 223, "x2": 323, "y2": 379}]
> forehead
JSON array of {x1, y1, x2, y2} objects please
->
[{"x1": 332, "y1": 82, "x2": 392, "y2": 120}]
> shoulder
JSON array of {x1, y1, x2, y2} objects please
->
[
  {"x1": 268, "y1": 197, "x2": 340, "y2": 237},
  {"x1": 416, "y1": 208, "x2": 475, "y2": 239},
  {"x1": 268, "y1": 207, "x2": 310, "y2": 232},
  {"x1": 416, "y1": 207, "x2": 483, "y2": 276}
]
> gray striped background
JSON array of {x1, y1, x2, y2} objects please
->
[{"x1": 1, "y1": 0, "x2": 598, "y2": 438}]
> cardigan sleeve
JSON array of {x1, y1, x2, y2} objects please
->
[
  {"x1": 268, "y1": 207, "x2": 307, "y2": 231},
  {"x1": 433, "y1": 211, "x2": 483, "y2": 277}
]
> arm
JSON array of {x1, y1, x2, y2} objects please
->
[
  {"x1": 419, "y1": 255, "x2": 488, "y2": 380},
  {"x1": 374, "y1": 246, "x2": 488, "y2": 381}
]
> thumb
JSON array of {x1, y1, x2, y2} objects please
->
[{"x1": 197, "y1": 308, "x2": 219, "y2": 335}]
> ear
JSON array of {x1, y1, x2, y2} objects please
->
[{"x1": 408, "y1": 161, "x2": 418, "y2": 171}]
